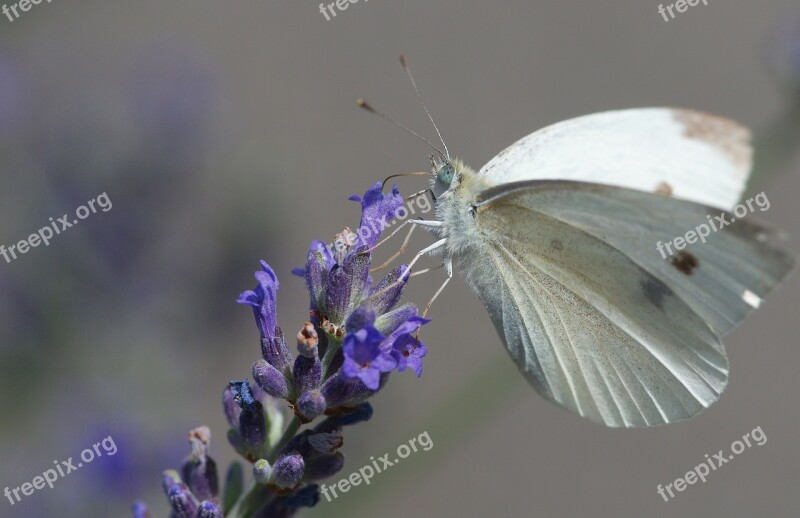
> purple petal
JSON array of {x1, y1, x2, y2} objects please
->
[
  {"x1": 237, "y1": 261, "x2": 281, "y2": 341},
  {"x1": 342, "y1": 327, "x2": 385, "y2": 366},
  {"x1": 371, "y1": 352, "x2": 398, "y2": 373},
  {"x1": 383, "y1": 316, "x2": 430, "y2": 353},
  {"x1": 355, "y1": 367, "x2": 381, "y2": 390}
]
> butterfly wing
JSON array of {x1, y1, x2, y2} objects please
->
[
  {"x1": 458, "y1": 180, "x2": 793, "y2": 427},
  {"x1": 478, "y1": 108, "x2": 751, "y2": 210}
]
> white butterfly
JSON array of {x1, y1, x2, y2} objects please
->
[{"x1": 362, "y1": 61, "x2": 795, "y2": 428}]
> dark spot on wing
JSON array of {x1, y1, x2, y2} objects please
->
[
  {"x1": 641, "y1": 277, "x2": 670, "y2": 310},
  {"x1": 551, "y1": 239, "x2": 563, "y2": 251},
  {"x1": 671, "y1": 251, "x2": 699, "y2": 275}
]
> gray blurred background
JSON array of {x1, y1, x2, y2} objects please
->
[{"x1": 1, "y1": 0, "x2": 799, "y2": 516}]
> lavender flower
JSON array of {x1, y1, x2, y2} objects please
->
[
  {"x1": 131, "y1": 501, "x2": 152, "y2": 518},
  {"x1": 341, "y1": 325, "x2": 397, "y2": 389},
  {"x1": 138, "y1": 182, "x2": 430, "y2": 517}
]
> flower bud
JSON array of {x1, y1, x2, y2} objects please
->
[
  {"x1": 166, "y1": 482, "x2": 199, "y2": 517},
  {"x1": 292, "y1": 355, "x2": 321, "y2": 397},
  {"x1": 161, "y1": 470, "x2": 181, "y2": 495},
  {"x1": 252, "y1": 359, "x2": 289, "y2": 399},
  {"x1": 314, "y1": 403, "x2": 373, "y2": 433},
  {"x1": 308, "y1": 431, "x2": 343, "y2": 453},
  {"x1": 260, "y1": 328, "x2": 293, "y2": 374},
  {"x1": 345, "y1": 304, "x2": 376, "y2": 332},
  {"x1": 320, "y1": 372, "x2": 383, "y2": 409},
  {"x1": 253, "y1": 459, "x2": 272, "y2": 484},
  {"x1": 304, "y1": 241, "x2": 334, "y2": 312},
  {"x1": 229, "y1": 380, "x2": 266, "y2": 458},
  {"x1": 369, "y1": 265, "x2": 408, "y2": 315},
  {"x1": 271, "y1": 453, "x2": 305, "y2": 490},
  {"x1": 324, "y1": 250, "x2": 370, "y2": 326},
  {"x1": 222, "y1": 386, "x2": 241, "y2": 428},
  {"x1": 197, "y1": 500, "x2": 223, "y2": 518},
  {"x1": 296, "y1": 390, "x2": 327, "y2": 421},
  {"x1": 303, "y1": 452, "x2": 345, "y2": 482}
]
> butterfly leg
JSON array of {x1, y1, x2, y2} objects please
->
[
  {"x1": 409, "y1": 219, "x2": 443, "y2": 234},
  {"x1": 369, "y1": 223, "x2": 417, "y2": 273},
  {"x1": 369, "y1": 217, "x2": 444, "y2": 272},
  {"x1": 409, "y1": 263, "x2": 443, "y2": 278},
  {"x1": 368, "y1": 237, "x2": 448, "y2": 303},
  {"x1": 421, "y1": 256, "x2": 452, "y2": 318},
  {"x1": 400, "y1": 237, "x2": 447, "y2": 280},
  {"x1": 359, "y1": 219, "x2": 416, "y2": 256},
  {"x1": 405, "y1": 189, "x2": 431, "y2": 202}
]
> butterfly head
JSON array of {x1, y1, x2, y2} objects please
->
[{"x1": 431, "y1": 155, "x2": 457, "y2": 198}]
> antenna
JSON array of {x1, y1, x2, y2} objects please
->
[
  {"x1": 357, "y1": 98, "x2": 447, "y2": 160},
  {"x1": 399, "y1": 54, "x2": 450, "y2": 161}
]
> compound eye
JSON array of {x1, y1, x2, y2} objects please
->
[{"x1": 438, "y1": 164, "x2": 455, "y2": 184}]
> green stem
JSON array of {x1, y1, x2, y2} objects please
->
[
  {"x1": 321, "y1": 334, "x2": 343, "y2": 379},
  {"x1": 268, "y1": 416, "x2": 301, "y2": 464}
]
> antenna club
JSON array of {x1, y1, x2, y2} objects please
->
[
  {"x1": 357, "y1": 98, "x2": 375, "y2": 112},
  {"x1": 399, "y1": 53, "x2": 408, "y2": 67}
]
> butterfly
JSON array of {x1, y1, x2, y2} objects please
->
[{"x1": 360, "y1": 57, "x2": 795, "y2": 428}]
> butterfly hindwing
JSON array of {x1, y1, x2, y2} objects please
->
[{"x1": 457, "y1": 181, "x2": 792, "y2": 427}]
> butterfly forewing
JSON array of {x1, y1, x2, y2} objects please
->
[{"x1": 478, "y1": 108, "x2": 751, "y2": 211}]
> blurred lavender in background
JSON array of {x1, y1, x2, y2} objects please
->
[
  {"x1": 0, "y1": 40, "x2": 281, "y2": 514},
  {"x1": 749, "y1": 14, "x2": 800, "y2": 193}
]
